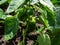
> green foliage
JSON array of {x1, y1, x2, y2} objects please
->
[
  {"x1": 37, "y1": 33, "x2": 51, "y2": 45},
  {"x1": 6, "y1": 0, "x2": 25, "y2": 13},
  {"x1": 0, "y1": 8, "x2": 7, "y2": 19},
  {"x1": 0, "y1": 0, "x2": 60, "y2": 45},
  {"x1": 0, "y1": 0, "x2": 7, "y2": 5},
  {"x1": 39, "y1": 0, "x2": 54, "y2": 11},
  {"x1": 51, "y1": 34, "x2": 60, "y2": 45},
  {"x1": 3, "y1": 16, "x2": 18, "y2": 41}
]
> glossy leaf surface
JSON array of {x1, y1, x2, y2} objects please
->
[
  {"x1": 3, "y1": 16, "x2": 18, "y2": 41},
  {"x1": 6, "y1": 0, "x2": 25, "y2": 13}
]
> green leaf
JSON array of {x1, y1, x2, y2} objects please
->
[
  {"x1": 3, "y1": 16, "x2": 19, "y2": 41},
  {"x1": 0, "y1": 8, "x2": 7, "y2": 19},
  {"x1": 6, "y1": 0, "x2": 25, "y2": 13},
  {"x1": 30, "y1": 0, "x2": 39, "y2": 5},
  {"x1": 40, "y1": 10, "x2": 49, "y2": 28},
  {"x1": 39, "y1": 0, "x2": 55, "y2": 11},
  {"x1": 51, "y1": 0, "x2": 60, "y2": 6},
  {"x1": 51, "y1": 0, "x2": 57, "y2": 4},
  {"x1": 17, "y1": 8, "x2": 28, "y2": 21},
  {"x1": 44, "y1": 34, "x2": 51, "y2": 45},
  {"x1": 33, "y1": 5, "x2": 49, "y2": 28},
  {"x1": 37, "y1": 33, "x2": 51, "y2": 45},
  {"x1": 0, "y1": 0, "x2": 7, "y2": 5},
  {"x1": 44, "y1": 7, "x2": 56, "y2": 26},
  {"x1": 7, "y1": 0, "x2": 11, "y2": 3},
  {"x1": 36, "y1": 26, "x2": 44, "y2": 33},
  {"x1": 55, "y1": 7, "x2": 60, "y2": 26},
  {"x1": 50, "y1": 7, "x2": 60, "y2": 34},
  {"x1": 52, "y1": 34, "x2": 60, "y2": 45}
]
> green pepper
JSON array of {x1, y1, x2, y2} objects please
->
[{"x1": 28, "y1": 15, "x2": 36, "y2": 32}]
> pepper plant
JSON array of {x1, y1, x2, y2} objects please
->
[{"x1": 0, "y1": 0, "x2": 60, "y2": 45}]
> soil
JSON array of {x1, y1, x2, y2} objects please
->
[{"x1": 0, "y1": 23, "x2": 38, "y2": 45}]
